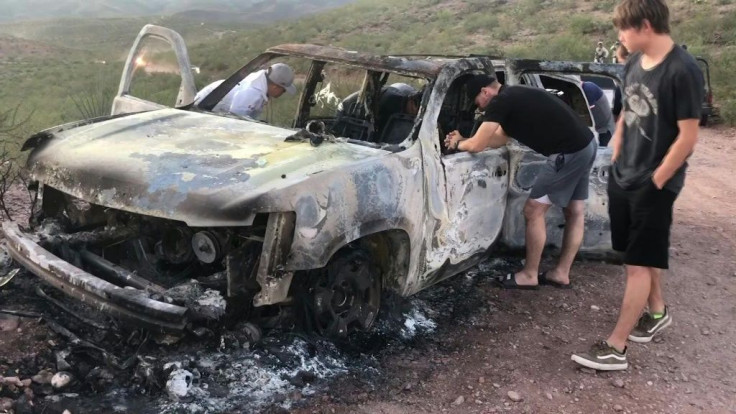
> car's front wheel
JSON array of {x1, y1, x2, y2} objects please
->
[{"x1": 297, "y1": 246, "x2": 381, "y2": 338}]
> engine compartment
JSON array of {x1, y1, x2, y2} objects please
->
[{"x1": 31, "y1": 186, "x2": 271, "y2": 327}]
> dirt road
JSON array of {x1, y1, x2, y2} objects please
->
[{"x1": 1, "y1": 127, "x2": 735, "y2": 414}]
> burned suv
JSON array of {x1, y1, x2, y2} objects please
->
[{"x1": 2, "y1": 26, "x2": 621, "y2": 337}]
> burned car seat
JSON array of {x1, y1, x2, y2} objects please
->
[
  {"x1": 333, "y1": 91, "x2": 375, "y2": 141},
  {"x1": 376, "y1": 113, "x2": 415, "y2": 145}
]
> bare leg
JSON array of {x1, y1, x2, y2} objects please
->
[
  {"x1": 546, "y1": 200, "x2": 586, "y2": 285},
  {"x1": 648, "y1": 268, "x2": 666, "y2": 314},
  {"x1": 607, "y1": 265, "x2": 654, "y2": 351},
  {"x1": 515, "y1": 199, "x2": 551, "y2": 286}
]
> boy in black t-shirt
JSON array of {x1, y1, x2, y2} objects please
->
[
  {"x1": 572, "y1": 0, "x2": 704, "y2": 371},
  {"x1": 444, "y1": 75, "x2": 596, "y2": 291}
]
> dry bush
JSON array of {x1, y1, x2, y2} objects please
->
[{"x1": 0, "y1": 105, "x2": 35, "y2": 221}]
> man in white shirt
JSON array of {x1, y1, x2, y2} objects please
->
[{"x1": 194, "y1": 63, "x2": 297, "y2": 119}]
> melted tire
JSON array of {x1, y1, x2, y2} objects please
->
[{"x1": 299, "y1": 247, "x2": 381, "y2": 338}]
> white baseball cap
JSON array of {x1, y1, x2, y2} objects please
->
[{"x1": 267, "y1": 63, "x2": 297, "y2": 95}]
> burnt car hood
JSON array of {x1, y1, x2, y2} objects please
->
[{"x1": 27, "y1": 108, "x2": 386, "y2": 226}]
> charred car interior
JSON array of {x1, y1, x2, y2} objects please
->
[{"x1": 1, "y1": 25, "x2": 624, "y2": 339}]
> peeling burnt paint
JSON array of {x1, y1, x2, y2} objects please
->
[
  {"x1": 268, "y1": 44, "x2": 447, "y2": 79},
  {"x1": 253, "y1": 212, "x2": 296, "y2": 306},
  {"x1": 510, "y1": 59, "x2": 625, "y2": 79},
  {"x1": 25, "y1": 109, "x2": 387, "y2": 228}
]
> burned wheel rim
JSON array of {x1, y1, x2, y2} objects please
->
[{"x1": 306, "y1": 248, "x2": 380, "y2": 338}]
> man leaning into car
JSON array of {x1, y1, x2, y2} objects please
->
[
  {"x1": 444, "y1": 74, "x2": 596, "y2": 290},
  {"x1": 194, "y1": 63, "x2": 297, "y2": 119}
]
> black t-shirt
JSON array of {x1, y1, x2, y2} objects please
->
[
  {"x1": 612, "y1": 45, "x2": 704, "y2": 193},
  {"x1": 483, "y1": 85, "x2": 593, "y2": 156}
]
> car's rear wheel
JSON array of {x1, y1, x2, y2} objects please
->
[{"x1": 299, "y1": 247, "x2": 381, "y2": 338}]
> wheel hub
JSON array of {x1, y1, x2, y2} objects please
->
[{"x1": 305, "y1": 249, "x2": 380, "y2": 337}]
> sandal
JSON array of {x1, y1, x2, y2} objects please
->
[
  {"x1": 494, "y1": 273, "x2": 539, "y2": 290},
  {"x1": 538, "y1": 272, "x2": 572, "y2": 289}
]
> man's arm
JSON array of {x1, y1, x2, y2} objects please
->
[
  {"x1": 444, "y1": 122, "x2": 508, "y2": 153},
  {"x1": 610, "y1": 115, "x2": 625, "y2": 161},
  {"x1": 652, "y1": 119, "x2": 699, "y2": 189}
]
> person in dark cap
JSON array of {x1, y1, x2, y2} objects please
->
[{"x1": 444, "y1": 74, "x2": 596, "y2": 290}]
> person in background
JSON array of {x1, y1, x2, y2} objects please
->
[
  {"x1": 612, "y1": 44, "x2": 631, "y2": 121},
  {"x1": 194, "y1": 63, "x2": 297, "y2": 119},
  {"x1": 610, "y1": 40, "x2": 622, "y2": 63},
  {"x1": 582, "y1": 81, "x2": 616, "y2": 146},
  {"x1": 595, "y1": 41, "x2": 610, "y2": 63}
]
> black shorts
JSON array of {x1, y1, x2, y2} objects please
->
[{"x1": 608, "y1": 177, "x2": 678, "y2": 269}]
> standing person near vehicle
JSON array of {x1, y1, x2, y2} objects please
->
[
  {"x1": 572, "y1": 0, "x2": 704, "y2": 371},
  {"x1": 613, "y1": 43, "x2": 631, "y2": 120},
  {"x1": 444, "y1": 75, "x2": 596, "y2": 290},
  {"x1": 194, "y1": 63, "x2": 297, "y2": 119},
  {"x1": 610, "y1": 40, "x2": 621, "y2": 63},
  {"x1": 594, "y1": 41, "x2": 610, "y2": 63},
  {"x1": 582, "y1": 81, "x2": 616, "y2": 146}
]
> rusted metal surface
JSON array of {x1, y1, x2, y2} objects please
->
[
  {"x1": 507, "y1": 59, "x2": 625, "y2": 80},
  {"x1": 79, "y1": 250, "x2": 167, "y2": 294},
  {"x1": 40, "y1": 226, "x2": 139, "y2": 248},
  {"x1": 267, "y1": 44, "x2": 448, "y2": 78},
  {"x1": 2, "y1": 222, "x2": 187, "y2": 332},
  {"x1": 253, "y1": 212, "x2": 296, "y2": 306}
]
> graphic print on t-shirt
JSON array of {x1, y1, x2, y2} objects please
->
[{"x1": 623, "y1": 83, "x2": 659, "y2": 142}]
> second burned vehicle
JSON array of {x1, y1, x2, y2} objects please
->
[{"x1": 2, "y1": 26, "x2": 622, "y2": 338}]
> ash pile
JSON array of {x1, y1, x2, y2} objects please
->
[{"x1": 0, "y1": 265, "x2": 441, "y2": 414}]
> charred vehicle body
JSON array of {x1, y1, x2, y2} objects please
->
[{"x1": 2, "y1": 26, "x2": 623, "y2": 337}]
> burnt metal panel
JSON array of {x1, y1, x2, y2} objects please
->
[
  {"x1": 113, "y1": 24, "x2": 196, "y2": 115},
  {"x1": 2, "y1": 222, "x2": 188, "y2": 332},
  {"x1": 253, "y1": 212, "x2": 296, "y2": 307},
  {"x1": 506, "y1": 59, "x2": 624, "y2": 83},
  {"x1": 266, "y1": 44, "x2": 446, "y2": 78},
  {"x1": 25, "y1": 109, "x2": 388, "y2": 227},
  {"x1": 79, "y1": 250, "x2": 166, "y2": 294}
]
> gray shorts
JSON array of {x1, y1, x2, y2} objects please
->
[{"x1": 529, "y1": 139, "x2": 597, "y2": 208}]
